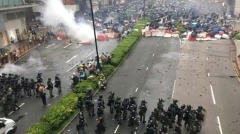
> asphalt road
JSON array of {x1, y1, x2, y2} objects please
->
[
  {"x1": 63, "y1": 37, "x2": 181, "y2": 134},
  {"x1": 174, "y1": 39, "x2": 240, "y2": 134},
  {"x1": 0, "y1": 38, "x2": 119, "y2": 134}
]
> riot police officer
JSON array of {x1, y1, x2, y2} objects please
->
[
  {"x1": 139, "y1": 100, "x2": 147, "y2": 123},
  {"x1": 95, "y1": 117, "x2": 105, "y2": 134},
  {"x1": 71, "y1": 73, "x2": 79, "y2": 88},
  {"x1": 85, "y1": 98, "x2": 95, "y2": 117},
  {"x1": 47, "y1": 78, "x2": 54, "y2": 97},
  {"x1": 76, "y1": 111, "x2": 87, "y2": 134},
  {"x1": 107, "y1": 92, "x2": 115, "y2": 113},
  {"x1": 77, "y1": 96, "x2": 84, "y2": 111},
  {"x1": 54, "y1": 75, "x2": 62, "y2": 93}
]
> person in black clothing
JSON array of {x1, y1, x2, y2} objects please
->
[
  {"x1": 47, "y1": 78, "x2": 54, "y2": 98},
  {"x1": 54, "y1": 75, "x2": 62, "y2": 93}
]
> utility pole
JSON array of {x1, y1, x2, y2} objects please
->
[
  {"x1": 89, "y1": 0, "x2": 101, "y2": 70},
  {"x1": 143, "y1": 0, "x2": 145, "y2": 20}
]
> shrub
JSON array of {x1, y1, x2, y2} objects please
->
[
  {"x1": 235, "y1": 33, "x2": 240, "y2": 40},
  {"x1": 41, "y1": 93, "x2": 78, "y2": 130},
  {"x1": 73, "y1": 77, "x2": 99, "y2": 94},
  {"x1": 102, "y1": 64, "x2": 115, "y2": 77},
  {"x1": 27, "y1": 122, "x2": 51, "y2": 134}
]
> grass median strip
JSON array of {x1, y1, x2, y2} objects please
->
[{"x1": 26, "y1": 18, "x2": 148, "y2": 134}]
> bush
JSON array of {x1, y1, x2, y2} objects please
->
[
  {"x1": 41, "y1": 93, "x2": 78, "y2": 130},
  {"x1": 27, "y1": 122, "x2": 51, "y2": 134},
  {"x1": 235, "y1": 33, "x2": 240, "y2": 40},
  {"x1": 73, "y1": 77, "x2": 99, "y2": 94},
  {"x1": 102, "y1": 64, "x2": 115, "y2": 77}
]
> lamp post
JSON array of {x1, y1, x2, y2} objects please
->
[
  {"x1": 143, "y1": 0, "x2": 145, "y2": 20},
  {"x1": 89, "y1": 0, "x2": 101, "y2": 70}
]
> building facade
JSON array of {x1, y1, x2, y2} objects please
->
[
  {"x1": 0, "y1": 0, "x2": 80, "y2": 47},
  {"x1": 0, "y1": 0, "x2": 40, "y2": 47}
]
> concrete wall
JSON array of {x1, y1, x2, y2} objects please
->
[
  {"x1": 235, "y1": 0, "x2": 240, "y2": 15},
  {"x1": 0, "y1": 14, "x2": 6, "y2": 31},
  {"x1": 5, "y1": 18, "x2": 26, "y2": 41}
]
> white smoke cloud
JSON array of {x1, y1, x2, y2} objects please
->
[
  {"x1": 41, "y1": 0, "x2": 94, "y2": 40},
  {"x1": 0, "y1": 54, "x2": 44, "y2": 75}
]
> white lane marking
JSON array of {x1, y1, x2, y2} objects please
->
[
  {"x1": 179, "y1": 38, "x2": 182, "y2": 48},
  {"x1": 210, "y1": 84, "x2": 216, "y2": 104},
  {"x1": 157, "y1": 44, "x2": 159, "y2": 47},
  {"x1": 86, "y1": 51, "x2": 95, "y2": 58},
  {"x1": 66, "y1": 55, "x2": 77, "y2": 63},
  {"x1": 172, "y1": 80, "x2": 176, "y2": 98},
  {"x1": 152, "y1": 54, "x2": 155, "y2": 56},
  {"x1": 114, "y1": 125, "x2": 120, "y2": 133},
  {"x1": 206, "y1": 47, "x2": 208, "y2": 49},
  {"x1": 54, "y1": 45, "x2": 60, "y2": 48},
  {"x1": 8, "y1": 111, "x2": 14, "y2": 116},
  {"x1": 19, "y1": 103, "x2": 25, "y2": 107},
  {"x1": 46, "y1": 43, "x2": 55, "y2": 48},
  {"x1": 66, "y1": 61, "x2": 80, "y2": 72},
  {"x1": 135, "y1": 88, "x2": 139, "y2": 92},
  {"x1": 206, "y1": 57, "x2": 208, "y2": 60},
  {"x1": 208, "y1": 72, "x2": 210, "y2": 77},
  {"x1": 217, "y1": 116, "x2": 223, "y2": 134},
  {"x1": 63, "y1": 43, "x2": 72, "y2": 48},
  {"x1": 146, "y1": 67, "x2": 148, "y2": 70},
  {"x1": 77, "y1": 44, "x2": 83, "y2": 48},
  {"x1": 134, "y1": 131, "x2": 137, "y2": 134}
]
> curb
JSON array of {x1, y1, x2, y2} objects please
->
[
  {"x1": 58, "y1": 36, "x2": 143, "y2": 134},
  {"x1": 229, "y1": 39, "x2": 240, "y2": 82}
]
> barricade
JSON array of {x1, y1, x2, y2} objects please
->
[
  {"x1": 144, "y1": 31, "x2": 151, "y2": 37},
  {"x1": 151, "y1": 30, "x2": 159, "y2": 37},
  {"x1": 105, "y1": 32, "x2": 118, "y2": 39}
]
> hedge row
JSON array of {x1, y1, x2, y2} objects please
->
[
  {"x1": 26, "y1": 18, "x2": 148, "y2": 134},
  {"x1": 236, "y1": 33, "x2": 240, "y2": 40}
]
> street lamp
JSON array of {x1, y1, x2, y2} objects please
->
[
  {"x1": 89, "y1": 0, "x2": 101, "y2": 70},
  {"x1": 143, "y1": 0, "x2": 146, "y2": 20}
]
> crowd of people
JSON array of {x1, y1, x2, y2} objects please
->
[
  {"x1": 75, "y1": 91, "x2": 205, "y2": 134},
  {"x1": 0, "y1": 72, "x2": 61, "y2": 116}
]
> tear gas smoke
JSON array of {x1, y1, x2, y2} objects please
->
[
  {"x1": 0, "y1": 54, "x2": 44, "y2": 75},
  {"x1": 41, "y1": 0, "x2": 94, "y2": 40}
]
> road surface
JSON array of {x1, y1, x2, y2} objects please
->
[
  {"x1": 0, "y1": 38, "x2": 119, "y2": 134},
  {"x1": 63, "y1": 37, "x2": 180, "y2": 134}
]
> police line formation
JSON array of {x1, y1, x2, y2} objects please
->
[
  {"x1": 76, "y1": 91, "x2": 206, "y2": 134},
  {"x1": 0, "y1": 72, "x2": 62, "y2": 116},
  {"x1": 0, "y1": 52, "x2": 111, "y2": 117}
]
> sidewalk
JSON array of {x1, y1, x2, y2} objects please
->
[{"x1": 0, "y1": 41, "x2": 40, "y2": 68}]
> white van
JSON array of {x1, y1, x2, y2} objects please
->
[{"x1": 0, "y1": 118, "x2": 17, "y2": 134}]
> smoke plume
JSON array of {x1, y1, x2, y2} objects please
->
[{"x1": 41, "y1": 0, "x2": 94, "y2": 40}]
